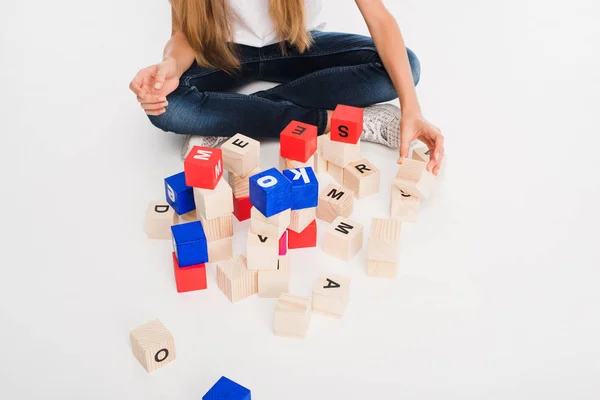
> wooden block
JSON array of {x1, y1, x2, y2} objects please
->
[
  {"x1": 412, "y1": 146, "x2": 430, "y2": 163},
  {"x1": 171, "y1": 221, "x2": 208, "y2": 267},
  {"x1": 343, "y1": 159, "x2": 381, "y2": 199},
  {"x1": 368, "y1": 218, "x2": 402, "y2": 262},
  {"x1": 164, "y1": 172, "x2": 195, "y2": 215},
  {"x1": 287, "y1": 220, "x2": 317, "y2": 249},
  {"x1": 226, "y1": 166, "x2": 261, "y2": 199},
  {"x1": 193, "y1": 178, "x2": 234, "y2": 220},
  {"x1": 322, "y1": 134, "x2": 361, "y2": 167},
  {"x1": 246, "y1": 230, "x2": 279, "y2": 271},
  {"x1": 178, "y1": 209, "x2": 198, "y2": 224},
  {"x1": 316, "y1": 184, "x2": 354, "y2": 223},
  {"x1": 208, "y1": 237, "x2": 233, "y2": 263},
  {"x1": 203, "y1": 376, "x2": 251, "y2": 400},
  {"x1": 330, "y1": 104, "x2": 364, "y2": 144},
  {"x1": 328, "y1": 162, "x2": 344, "y2": 184},
  {"x1": 250, "y1": 207, "x2": 290, "y2": 237},
  {"x1": 313, "y1": 149, "x2": 328, "y2": 175},
  {"x1": 273, "y1": 293, "x2": 311, "y2": 338},
  {"x1": 312, "y1": 275, "x2": 351, "y2": 318},
  {"x1": 258, "y1": 256, "x2": 289, "y2": 298},
  {"x1": 221, "y1": 133, "x2": 260, "y2": 176},
  {"x1": 279, "y1": 231, "x2": 287, "y2": 256},
  {"x1": 279, "y1": 155, "x2": 315, "y2": 171},
  {"x1": 233, "y1": 195, "x2": 252, "y2": 222},
  {"x1": 184, "y1": 146, "x2": 223, "y2": 190},
  {"x1": 282, "y1": 167, "x2": 319, "y2": 210},
  {"x1": 289, "y1": 207, "x2": 316, "y2": 233},
  {"x1": 323, "y1": 217, "x2": 363, "y2": 261},
  {"x1": 249, "y1": 168, "x2": 292, "y2": 217},
  {"x1": 199, "y1": 213, "x2": 234, "y2": 241},
  {"x1": 130, "y1": 320, "x2": 176, "y2": 373},
  {"x1": 280, "y1": 120, "x2": 318, "y2": 162},
  {"x1": 146, "y1": 201, "x2": 177, "y2": 240},
  {"x1": 172, "y1": 252, "x2": 207, "y2": 292},
  {"x1": 367, "y1": 260, "x2": 398, "y2": 279},
  {"x1": 390, "y1": 185, "x2": 420, "y2": 223},
  {"x1": 394, "y1": 158, "x2": 436, "y2": 199},
  {"x1": 216, "y1": 255, "x2": 258, "y2": 303}
]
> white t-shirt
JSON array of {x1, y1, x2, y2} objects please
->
[{"x1": 229, "y1": 0, "x2": 325, "y2": 47}]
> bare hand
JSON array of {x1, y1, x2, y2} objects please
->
[
  {"x1": 129, "y1": 58, "x2": 180, "y2": 116},
  {"x1": 399, "y1": 114, "x2": 444, "y2": 176}
]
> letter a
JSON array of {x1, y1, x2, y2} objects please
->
[{"x1": 323, "y1": 279, "x2": 341, "y2": 289}]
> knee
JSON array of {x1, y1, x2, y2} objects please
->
[
  {"x1": 406, "y1": 48, "x2": 421, "y2": 86},
  {"x1": 146, "y1": 87, "x2": 193, "y2": 133}
]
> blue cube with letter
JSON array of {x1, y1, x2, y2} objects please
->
[
  {"x1": 203, "y1": 376, "x2": 251, "y2": 400},
  {"x1": 283, "y1": 167, "x2": 319, "y2": 210},
  {"x1": 164, "y1": 172, "x2": 195, "y2": 215},
  {"x1": 171, "y1": 221, "x2": 208, "y2": 267},
  {"x1": 249, "y1": 167, "x2": 292, "y2": 217}
]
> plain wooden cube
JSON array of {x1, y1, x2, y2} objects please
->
[
  {"x1": 390, "y1": 185, "x2": 420, "y2": 223},
  {"x1": 316, "y1": 184, "x2": 354, "y2": 223},
  {"x1": 367, "y1": 260, "x2": 398, "y2": 279},
  {"x1": 289, "y1": 208, "x2": 316, "y2": 233},
  {"x1": 178, "y1": 209, "x2": 198, "y2": 224},
  {"x1": 227, "y1": 166, "x2": 261, "y2": 199},
  {"x1": 273, "y1": 294, "x2": 311, "y2": 338},
  {"x1": 193, "y1": 178, "x2": 234, "y2": 220},
  {"x1": 279, "y1": 155, "x2": 315, "y2": 171},
  {"x1": 322, "y1": 134, "x2": 361, "y2": 167},
  {"x1": 146, "y1": 201, "x2": 177, "y2": 240},
  {"x1": 328, "y1": 162, "x2": 344, "y2": 185},
  {"x1": 199, "y1": 213, "x2": 234, "y2": 241},
  {"x1": 394, "y1": 158, "x2": 436, "y2": 199},
  {"x1": 258, "y1": 256, "x2": 289, "y2": 298},
  {"x1": 250, "y1": 207, "x2": 290, "y2": 237},
  {"x1": 368, "y1": 218, "x2": 402, "y2": 262},
  {"x1": 343, "y1": 159, "x2": 381, "y2": 199},
  {"x1": 208, "y1": 236, "x2": 233, "y2": 263},
  {"x1": 312, "y1": 275, "x2": 351, "y2": 318},
  {"x1": 221, "y1": 133, "x2": 260, "y2": 176},
  {"x1": 246, "y1": 230, "x2": 279, "y2": 271},
  {"x1": 130, "y1": 319, "x2": 176, "y2": 373},
  {"x1": 216, "y1": 255, "x2": 258, "y2": 303},
  {"x1": 323, "y1": 217, "x2": 363, "y2": 261}
]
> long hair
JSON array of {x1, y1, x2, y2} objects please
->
[{"x1": 171, "y1": 0, "x2": 313, "y2": 73}]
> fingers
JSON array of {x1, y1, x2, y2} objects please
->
[
  {"x1": 129, "y1": 78, "x2": 146, "y2": 99},
  {"x1": 141, "y1": 101, "x2": 168, "y2": 111},
  {"x1": 426, "y1": 134, "x2": 445, "y2": 174},
  {"x1": 146, "y1": 108, "x2": 167, "y2": 116},
  {"x1": 154, "y1": 62, "x2": 168, "y2": 90},
  {"x1": 137, "y1": 94, "x2": 167, "y2": 104},
  {"x1": 432, "y1": 154, "x2": 444, "y2": 176}
]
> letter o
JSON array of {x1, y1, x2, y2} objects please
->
[
  {"x1": 154, "y1": 348, "x2": 169, "y2": 363},
  {"x1": 257, "y1": 176, "x2": 277, "y2": 188}
]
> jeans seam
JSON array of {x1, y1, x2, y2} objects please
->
[
  {"x1": 260, "y1": 47, "x2": 377, "y2": 62},
  {"x1": 182, "y1": 58, "x2": 261, "y2": 86}
]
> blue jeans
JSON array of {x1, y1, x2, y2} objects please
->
[{"x1": 149, "y1": 31, "x2": 420, "y2": 138}]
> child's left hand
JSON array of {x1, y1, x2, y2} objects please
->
[{"x1": 399, "y1": 114, "x2": 444, "y2": 176}]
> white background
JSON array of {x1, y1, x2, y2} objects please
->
[{"x1": 1, "y1": 0, "x2": 599, "y2": 399}]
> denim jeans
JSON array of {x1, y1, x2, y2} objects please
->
[{"x1": 149, "y1": 31, "x2": 420, "y2": 138}]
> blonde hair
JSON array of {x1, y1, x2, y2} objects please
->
[{"x1": 171, "y1": 0, "x2": 313, "y2": 73}]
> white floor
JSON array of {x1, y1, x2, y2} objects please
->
[{"x1": 1, "y1": 1, "x2": 599, "y2": 399}]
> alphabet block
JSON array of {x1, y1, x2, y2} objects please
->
[
  {"x1": 313, "y1": 135, "x2": 328, "y2": 174},
  {"x1": 273, "y1": 293, "x2": 311, "y2": 338},
  {"x1": 279, "y1": 231, "x2": 287, "y2": 256},
  {"x1": 130, "y1": 320, "x2": 175, "y2": 373},
  {"x1": 289, "y1": 207, "x2": 316, "y2": 233},
  {"x1": 249, "y1": 168, "x2": 292, "y2": 217},
  {"x1": 331, "y1": 104, "x2": 364, "y2": 144},
  {"x1": 178, "y1": 209, "x2": 198, "y2": 224},
  {"x1": 312, "y1": 275, "x2": 351, "y2": 318},
  {"x1": 279, "y1": 155, "x2": 315, "y2": 171},
  {"x1": 227, "y1": 166, "x2": 262, "y2": 199},
  {"x1": 323, "y1": 217, "x2": 363, "y2": 261},
  {"x1": 172, "y1": 252, "x2": 207, "y2": 292},
  {"x1": 208, "y1": 237, "x2": 233, "y2": 263},
  {"x1": 316, "y1": 184, "x2": 354, "y2": 223},
  {"x1": 193, "y1": 178, "x2": 234, "y2": 220},
  {"x1": 233, "y1": 195, "x2": 252, "y2": 222},
  {"x1": 171, "y1": 221, "x2": 208, "y2": 267},
  {"x1": 367, "y1": 218, "x2": 402, "y2": 279},
  {"x1": 258, "y1": 256, "x2": 289, "y2": 298},
  {"x1": 164, "y1": 172, "x2": 195, "y2": 215},
  {"x1": 327, "y1": 162, "x2": 344, "y2": 185},
  {"x1": 394, "y1": 158, "x2": 436, "y2": 199},
  {"x1": 390, "y1": 185, "x2": 420, "y2": 223},
  {"x1": 221, "y1": 133, "x2": 260, "y2": 177},
  {"x1": 184, "y1": 146, "x2": 223, "y2": 189},
  {"x1": 199, "y1": 213, "x2": 234, "y2": 241},
  {"x1": 146, "y1": 201, "x2": 177, "y2": 240},
  {"x1": 280, "y1": 120, "x2": 318, "y2": 162},
  {"x1": 287, "y1": 220, "x2": 317, "y2": 249},
  {"x1": 343, "y1": 159, "x2": 380, "y2": 199},
  {"x1": 412, "y1": 146, "x2": 430, "y2": 163},
  {"x1": 282, "y1": 167, "x2": 319, "y2": 210},
  {"x1": 246, "y1": 230, "x2": 279, "y2": 271},
  {"x1": 250, "y1": 207, "x2": 290, "y2": 237},
  {"x1": 203, "y1": 376, "x2": 251, "y2": 400},
  {"x1": 323, "y1": 133, "x2": 361, "y2": 167},
  {"x1": 216, "y1": 255, "x2": 258, "y2": 303}
]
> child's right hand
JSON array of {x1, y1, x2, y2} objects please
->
[{"x1": 129, "y1": 57, "x2": 180, "y2": 116}]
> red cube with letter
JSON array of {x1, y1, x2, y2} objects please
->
[
  {"x1": 280, "y1": 121, "x2": 317, "y2": 163},
  {"x1": 331, "y1": 105, "x2": 364, "y2": 144},
  {"x1": 184, "y1": 146, "x2": 223, "y2": 189}
]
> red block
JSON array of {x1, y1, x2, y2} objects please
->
[
  {"x1": 280, "y1": 121, "x2": 317, "y2": 162},
  {"x1": 233, "y1": 195, "x2": 252, "y2": 221},
  {"x1": 184, "y1": 146, "x2": 223, "y2": 189},
  {"x1": 331, "y1": 105, "x2": 364, "y2": 144},
  {"x1": 172, "y1": 252, "x2": 207, "y2": 293},
  {"x1": 287, "y1": 220, "x2": 317, "y2": 249},
  {"x1": 279, "y1": 231, "x2": 288, "y2": 256}
]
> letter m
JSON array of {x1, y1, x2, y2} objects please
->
[
  {"x1": 193, "y1": 149, "x2": 212, "y2": 161},
  {"x1": 327, "y1": 188, "x2": 344, "y2": 200}
]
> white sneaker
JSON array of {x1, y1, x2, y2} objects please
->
[
  {"x1": 360, "y1": 104, "x2": 418, "y2": 150},
  {"x1": 181, "y1": 135, "x2": 228, "y2": 159}
]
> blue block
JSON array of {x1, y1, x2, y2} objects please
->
[
  {"x1": 203, "y1": 376, "x2": 251, "y2": 400},
  {"x1": 165, "y1": 172, "x2": 195, "y2": 215},
  {"x1": 283, "y1": 167, "x2": 319, "y2": 210},
  {"x1": 171, "y1": 221, "x2": 208, "y2": 267},
  {"x1": 249, "y1": 168, "x2": 292, "y2": 217}
]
